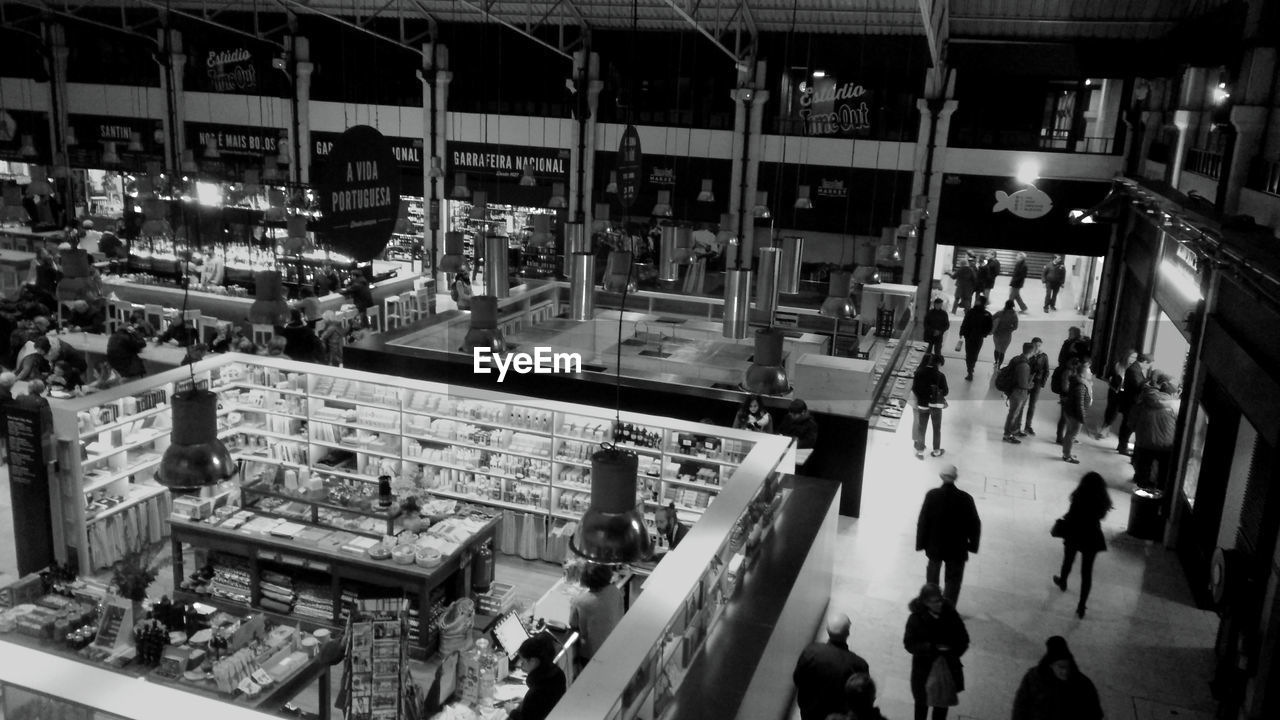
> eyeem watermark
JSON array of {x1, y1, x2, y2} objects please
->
[{"x1": 473, "y1": 347, "x2": 582, "y2": 382}]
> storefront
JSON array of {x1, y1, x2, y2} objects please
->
[{"x1": 65, "y1": 114, "x2": 167, "y2": 223}]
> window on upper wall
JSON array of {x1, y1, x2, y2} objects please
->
[
  {"x1": 951, "y1": 75, "x2": 1126, "y2": 155},
  {"x1": 62, "y1": 15, "x2": 161, "y2": 87}
]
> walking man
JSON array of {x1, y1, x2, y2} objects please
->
[
  {"x1": 922, "y1": 298, "x2": 951, "y2": 357},
  {"x1": 980, "y1": 250, "x2": 1002, "y2": 297},
  {"x1": 916, "y1": 464, "x2": 982, "y2": 605},
  {"x1": 793, "y1": 613, "x2": 870, "y2": 720},
  {"x1": 1023, "y1": 337, "x2": 1050, "y2": 436},
  {"x1": 1042, "y1": 254, "x2": 1066, "y2": 312},
  {"x1": 1009, "y1": 251, "x2": 1029, "y2": 312},
  {"x1": 1003, "y1": 342, "x2": 1035, "y2": 443},
  {"x1": 911, "y1": 354, "x2": 949, "y2": 459},
  {"x1": 958, "y1": 297, "x2": 992, "y2": 381}
]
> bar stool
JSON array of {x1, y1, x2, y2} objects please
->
[
  {"x1": 384, "y1": 294, "x2": 406, "y2": 330},
  {"x1": 252, "y1": 324, "x2": 274, "y2": 348},
  {"x1": 412, "y1": 286, "x2": 433, "y2": 320},
  {"x1": 365, "y1": 305, "x2": 382, "y2": 333},
  {"x1": 143, "y1": 304, "x2": 165, "y2": 332},
  {"x1": 197, "y1": 315, "x2": 221, "y2": 345}
]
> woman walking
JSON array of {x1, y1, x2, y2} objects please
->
[
  {"x1": 904, "y1": 583, "x2": 970, "y2": 720},
  {"x1": 1052, "y1": 472, "x2": 1113, "y2": 618},
  {"x1": 991, "y1": 300, "x2": 1019, "y2": 368}
]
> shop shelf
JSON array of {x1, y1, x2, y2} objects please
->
[
  {"x1": 84, "y1": 430, "x2": 169, "y2": 463},
  {"x1": 77, "y1": 405, "x2": 169, "y2": 441},
  {"x1": 86, "y1": 483, "x2": 167, "y2": 523},
  {"x1": 427, "y1": 489, "x2": 546, "y2": 514},
  {"x1": 665, "y1": 451, "x2": 745, "y2": 467},
  {"x1": 401, "y1": 408, "x2": 553, "y2": 437},
  {"x1": 310, "y1": 438, "x2": 401, "y2": 460},
  {"x1": 220, "y1": 424, "x2": 307, "y2": 444},
  {"x1": 225, "y1": 382, "x2": 308, "y2": 397},
  {"x1": 310, "y1": 393, "x2": 401, "y2": 409},
  {"x1": 662, "y1": 476, "x2": 724, "y2": 492},
  {"x1": 220, "y1": 404, "x2": 310, "y2": 422}
]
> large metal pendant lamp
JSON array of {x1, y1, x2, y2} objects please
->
[
  {"x1": 570, "y1": 444, "x2": 653, "y2": 564},
  {"x1": 483, "y1": 234, "x2": 510, "y2": 298},
  {"x1": 439, "y1": 231, "x2": 467, "y2": 273},
  {"x1": 156, "y1": 389, "x2": 235, "y2": 490},
  {"x1": 722, "y1": 267, "x2": 752, "y2": 339},
  {"x1": 568, "y1": 251, "x2": 596, "y2": 321},
  {"x1": 603, "y1": 251, "x2": 635, "y2": 293},
  {"x1": 744, "y1": 327, "x2": 791, "y2": 395},
  {"x1": 820, "y1": 270, "x2": 856, "y2": 319},
  {"x1": 778, "y1": 236, "x2": 804, "y2": 294},
  {"x1": 463, "y1": 295, "x2": 505, "y2": 353},
  {"x1": 249, "y1": 270, "x2": 290, "y2": 325}
]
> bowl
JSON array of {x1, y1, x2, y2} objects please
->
[
  {"x1": 414, "y1": 547, "x2": 443, "y2": 569},
  {"x1": 391, "y1": 546, "x2": 416, "y2": 565},
  {"x1": 367, "y1": 544, "x2": 393, "y2": 561}
]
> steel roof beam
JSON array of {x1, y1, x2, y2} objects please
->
[
  {"x1": 274, "y1": 0, "x2": 423, "y2": 56},
  {"x1": 131, "y1": 0, "x2": 287, "y2": 49},
  {"x1": 8, "y1": 0, "x2": 160, "y2": 45},
  {"x1": 660, "y1": 0, "x2": 748, "y2": 68},
  {"x1": 453, "y1": 0, "x2": 573, "y2": 60}
]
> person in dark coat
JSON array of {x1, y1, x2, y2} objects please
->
[
  {"x1": 947, "y1": 256, "x2": 977, "y2": 315},
  {"x1": 1130, "y1": 374, "x2": 1180, "y2": 490},
  {"x1": 654, "y1": 502, "x2": 689, "y2": 552},
  {"x1": 915, "y1": 465, "x2": 981, "y2": 605},
  {"x1": 1008, "y1": 252, "x2": 1029, "y2": 312},
  {"x1": 830, "y1": 672, "x2": 888, "y2": 720},
  {"x1": 1052, "y1": 472, "x2": 1113, "y2": 618},
  {"x1": 904, "y1": 583, "x2": 970, "y2": 720},
  {"x1": 911, "y1": 353, "x2": 949, "y2": 459},
  {"x1": 991, "y1": 300, "x2": 1019, "y2": 368},
  {"x1": 779, "y1": 398, "x2": 820, "y2": 449},
  {"x1": 922, "y1": 298, "x2": 950, "y2": 357},
  {"x1": 505, "y1": 635, "x2": 566, "y2": 720},
  {"x1": 1059, "y1": 360, "x2": 1093, "y2": 463},
  {"x1": 957, "y1": 297, "x2": 992, "y2": 381},
  {"x1": 793, "y1": 613, "x2": 870, "y2": 720},
  {"x1": 1115, "y1": 352, "x2": 1152, "y2": 455},
  {"x1": 1012, "y1": 636, "x2": 1103, "y2": 720},
  {"x1": 1041, "y1": 255, "x2": 1066, "y2": 312},
  {"x1": 342, "y1": 273, "x2": 375, "y2": 328},
  {"x1": 1022, "y1": 337, "x2": 1050, "y2": 437},
  {"x1": 106, "y1": 321, "x2": 148, "y2": 380},
  {"x1": 277, "y1": 309, "x2": 323, "y2": 363},
  {"x1": 1100, "y1": 349, "x2": 1137, "y2": 440},
  {"x1": 1002, "y1": 343, "x2": 1034, "y2": 443},
  {"x1": 978, "y1": 250, "x2": 1001, "y2": 295},
  {"x1": 1056, "y1": 326, "x2": 1088, "y2": 366}
]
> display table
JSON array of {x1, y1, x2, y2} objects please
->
[{"x1": 55, "y1": 331, "x2": 190, "y2": 372}]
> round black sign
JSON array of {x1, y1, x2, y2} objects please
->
[{"x1": 317, "y1": 125, "x2": 402, "y2": 262}]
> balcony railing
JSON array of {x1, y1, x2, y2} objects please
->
[
  {"x1": 1185, "y1": 148, "x2": 1223, "y2": 179},
  {"x1": 950, "y1": 128, "x2": 1116, "y2": 154}
]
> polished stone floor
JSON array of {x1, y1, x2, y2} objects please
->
[{"x1": 796, "y1": 304, "x2": 1219, "y2": 720}]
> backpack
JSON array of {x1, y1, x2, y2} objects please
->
[
  {"x1": 995, "y1": 360, "x2": 1019, "y2": 393},
  {"x1": 1051, "y1": 365, "x2": 1071, "y2": 395}
]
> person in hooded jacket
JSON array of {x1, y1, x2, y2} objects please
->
[
  {"x1": 779, "y1": 398, "x2": 819, "y2": 449},
  {"x1": 1130, "y1": 374, "x2": 1180, "y2": 490},
  {"x1": 958, "y1": 297, "x2": 993, "y2": 381},
  {"x1": 1011, "y1": 636, "x2": 1103, "y2": 720},
  {"x1": 825, "y1": 672, "x2": 887, "y2": 720},
  {"x1": 504, "y1": 635, "x2": 566, "y2": 720},
  {"x1": 903, "y1": 583, "x2": 970, "y2": 720},
  {"x1": 911, "y1": 353, "x2": 949, "y2": 459},
  {"x1": 922, "y1": 298, "x2": 950, "y2": 356}
]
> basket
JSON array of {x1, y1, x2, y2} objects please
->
[{"x1": 476, "y1": 582, "x2": 516, "y2": 616}]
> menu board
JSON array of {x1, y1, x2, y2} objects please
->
[
  {"x1": 91, "y1": 598, "x2": 134, "y2": 653},
  {"x1": 4, "y1": 405, "x2": 46, "y2": 485}
]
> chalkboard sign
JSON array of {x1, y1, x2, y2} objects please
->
[
  {"x1": 5, "y1": 405, "x2": 46, "y2": 485},
  {"x1": 92, "y1": 597, "x2": 134, "y2": 653}
]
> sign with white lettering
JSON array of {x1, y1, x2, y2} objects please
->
[
  {"x1": 204, "y1": 47, "x2": 258, "y2": 92},
  {"x1": 796, "y1": 78, "x2": 873, "y2": 138},
  {"x1": 67, "y1": 114, "x2": 164, "y2": 170},
  {"x1": 447, "y1": 141, "x2": 569, "y2": 182},
  {"x1": 314, "y1": 131, "x2": 424, "y2": 194},
  {"x1": 185, "y1": 122, "x2": 284, "y2": 160},
  {"x1": 317, "y1": 125, "x2": 402, "y2": 262}
]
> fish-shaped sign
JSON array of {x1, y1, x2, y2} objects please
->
[{"x1": 993, "y1": 186, "x2": 1053, "y2": 219}]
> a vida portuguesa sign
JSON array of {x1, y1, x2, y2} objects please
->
[
  {"x1": 317, "y1": 125, "x2": 402, "y2": 262},
  {"x1": 800, "y1": 79, "x2": 872, "y2": 137}
]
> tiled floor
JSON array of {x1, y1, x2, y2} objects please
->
[{"x1": 800, "y1": 306, "x2": 1219, "y2": 720}]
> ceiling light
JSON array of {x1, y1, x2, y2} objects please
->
[
  {"x1": 428, "y1": 156, "x2": 445, "y2": 179},
  {"x1": 156, "y1": 389, "x2": 235, "y2": 490},
  {"x1": 519, "y1": 163, "x2": 537, "y2": 187},
  {"x1": 812, "y1": 70, "x2": 826, "y2": 78},
  {"x1": 604, "y1": 171, "x2": 618, "y2": 195},
  {"x1": 127, "y1": 131, "x2": 145, "y2": 152},
  {"x1": 696, "y1": 178, "x2": 715, "y2": 203},
  {"x1": 204, "y1": 139, "x2": 220, "y2": 159},
  {"x1": 102, "y1": 142, "x2": 121, "y2": 166},
  {"x1": 1015, "y1": 159, "x2": 1039, "y2": 185},
  {"x1": 569, "y1": 446, "x2": 653, "y2": 564},
  {"x1": 19, "y1": 135, "x2": 37, "y2": 158},
  {"x1": 651, "y1": 190, "x2": 673, "y2": 217},
  {"x1": 752, "y1": 190, "x2": 771, "y2": 219},
  {"x1": 548, "y1": 182, "x2": 567, "y2": 209},
  {"x1": 794, "y1": 185, "x2": 813, "y2": 210},
  {"x1": 181, "y1": 150, "x2": 199, "y2": 174},
  {"x1": 451, "y1": 172, "x2": 471, "y2": 200},
  {"x1": 64, "y1": 126, "x2": 78, "y2": 146}
]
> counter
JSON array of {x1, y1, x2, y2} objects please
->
[
  {"x1": 0, "y1": 226, "x2": 63, "y2": 253},
  {"x1": 56, "y1": 330, "x2": 190, "y2": 372}
]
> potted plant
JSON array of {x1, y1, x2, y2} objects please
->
[{"x1": 111, "y1": 549, "x2": 159, "y2": 619}]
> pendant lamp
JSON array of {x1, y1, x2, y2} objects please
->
[
  {"x1": 19, "y1": 135, "x2": 37, "y2": 158},
  {"x1": 743, "y1": 327, "x2": 791, "y2": 395},
  {"x1": 568, "y1": 251, "x2": 595, "y2": 321},
  {"x1": 722, "y1": 267, "x2": 752, "y2": 339},
  {"x1": 156, "y1": 389, "x2": 235, "y2": 490},
  {"x1": 428, "y1": 156, "x2": 445, "y2": 178},
  {"x1": 483, "y1": 234, "x2": 510, "y2": 298},
  {"x1": 463, "y1": 295, "x2": 505, "y2": 352},
  {"x1": 451, "y1": 173, "x2": 471, "y2": 200},
  {"x1": 530, "y1": 214, "x2": 555, "y2": 247},
  {"x1": 563, "y1": 221, "x2": 587, "y2": 276},
  {"x1": 569, "y1": 445, "x2": 654, "y2": 564},
  {"x1": 519, "y1": 164, "x2": 537, "y2": 187},
  {"x1": 470, "y1": 191, "x2": 488, "y2": 220},
  {"x1": 752, "y1": 190, "x2": 772, "y2": 219},
  {"x1": 102, "y1": 142, "x2": 121, "y2": 166},
  {"x1": 277, "y1": 134, "x2": 290, "y2": 165},
  {"x1": 127, "y1": 131, "x2": 145, "y2": 152},
  {"x1": 248, "y1": 270, "x2": 290, "y2": 325},
  {"x1": 777, "y1": 236, "x2": 804, "y2": 294},
  {"x1": 820, "y1": 270, "x2": 856, "y2": 319},
  {"x1": 658, "y1": 225, "x2": 680, "y2": 283},
  {"x1": 439, "y1": 231, "x2": 467, "y2": 273},
  {"x1": 696, "y1": 178, "x2": 715, "y2": 202},
  {"x1": 602, "y1": 251, "x2": 635, "y2": 293},
  {"x1": 64, "y1": 126, "x2": 78, "y2": 146},
  {"x1": 51, "y1": 156, "x2": 67, "y2": 179},
  {"x1": 651, "y1": 190, "x2": 673, "y2": 218},
  {"x1": 204, "y1": 139, "x2": 220, "y2": 159},
  {"x1": 794, "y1": 185, "x2": 814, "y2": 210},
  {"x1": 756, "y1": 246, "x2": 781, "y2": 322},
  {"x1": 593, "y1": 203, "x2": 614, "y2": 233},
  {"x1": 181, "y1": 150, "x2": 200, "y2": 175},
  {"x1": 604, "y1": 171, "x2": 618, "y2": 195},
  {"x1": 548, "y1": 183, "x2": 567, "y2": 209}
]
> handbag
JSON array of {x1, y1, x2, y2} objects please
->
[
  {"x1": 925, "y1": 655, "x2": 959, "y2": 707},
  {"x1": 1050, "y1": 516, "x2": 1067, "y2": 538}
]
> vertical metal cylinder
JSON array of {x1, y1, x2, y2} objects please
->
[
  {"x1": 675, "y1": 225, "x2": 693, "y2": 262},
  {"x1": 484, "y1": 234, "x2": 509, "y2": 298},
  {"x1": 569, "y1": 252, "x2": 596, "y2": 321},
  {"x1": 563, "y1": 222, "x2": 586, "y2": 276},
  {"x1": 658, "y1": 225, "x2": 680, "y2": 282},
  {"x1": 722, "y1": 267, "x2": 752, "y2": 339},
  {"x1": 778, "y1": 235, "x2": 803, "y2": 294},
  {"x1": 603, "y1": 251, "x2": 634, "y2": 293},
  {"x1": 756, "y1": 246, "x2": 781, "y2": 322}
]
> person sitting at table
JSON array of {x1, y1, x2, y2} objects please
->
[
  {"x1": 210, "y1": 324, "x2": 234, "y2": 354},
  {"x1": 341, "y1": 273, "x2": 375, "y2": 328},
  {"x1": 64, "y1": 298, "x2": 106, "y2": 334},
  {"x1": 293, "y1": 287, "x2": 322, "y2": 323},
  {"x1": 14, "y1": 335, "x2": 51, "y2": 381},
  {"x1": 655, "y1": 503, "x2": 689, "y2": 552},
  {"x1": 779, "y1": 398, "x2": 820, "y2": 450},
  {"x1": 107, "y1": 318, "x2": 148, "y2": 380},
  {"x1": 277, "y1": 309, "x2": 323, "y2": 363},
  {"x1": 47, "y1": 359, "x2": 83, "y2": 395},
  {"x1": 156, "y1": 318, "x2": 199, "y2": 347},
  {"x1": 569, "y1": 562, "x2": 624, "y2": 669},
  {"x1": 181, "y1": 342, "x2": 208, "y2": 366},
  {"x1": 128, "y1": 309, "x2": 157, "y2": 339},
  {"x1": 504, "y1": 635, "x2": 567, "y2": 720}
]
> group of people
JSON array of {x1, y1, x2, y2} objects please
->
[
  {"x1": 945, "y1": 250, "x2": 1068, "y2": 317},
  {"x1": 732, "y1": 394, "x2": 820, "y2": 450},
  {"x1": 1102, "y1": 349, "x2": 1181, "y2": 490}
]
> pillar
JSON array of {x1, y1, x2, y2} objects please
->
[
  {"x1": 434, "y1": 63, "x2": 452, "y2": 285},
  {"x1": 46, "y1": 22, "x2": 70, "y2": 223},
  {"x1": 1169, "y1": 66, "x2": 1210, "y2": 190},
  {"x1": 294, "y1": 36, "x2": 313, "y2": 184},
  {"x1": 158, "y1": 28, "x2": 187, "y2": 171},
  {"x1": 909, "y1": 67, "x2": 957, "y2": 319},
  {"x1": 728, "y1": 87, "x2": 750, "y2": 243},
  {"x1": 1221, "y1": 46, "x2": 1276, "y2": 214},
  {"x1": 584, "y1": 69, "x2": 603, "y2": 233},
  {"x1": 741, "y1": 65, "x2": 768, "y2": 261}
]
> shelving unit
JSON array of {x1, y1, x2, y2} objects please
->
[{"x1": 386, "y1": 194, "x2": 426, "y2": 265}]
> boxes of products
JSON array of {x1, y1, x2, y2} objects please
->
[{"x1": 476, "y1": 582, "x2": 516, "y2": 616}]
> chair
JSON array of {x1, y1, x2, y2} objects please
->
[
  {"x1": 197, "y1": 316, "x2": 222, "y2": 345},
  {"x1": 252, "y1": 324, "x2": 274, "y2": 348},
  {"x1": 412, "y1": 286, "x2": 433, "y2": 320},
  {"x1": 365, "y1": 305, "x2": 382, "y2": 333},
  {"x1": 384, "y1": 294, "x2": 406, "y2": 330},
  {"x1": 105, "y1": 299, "x2": 130, "y2": 334},
  {"x1": 143, "y1": 304, "x2": 165, "y2": 332}
]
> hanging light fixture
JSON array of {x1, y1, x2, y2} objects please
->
[
  {"x1": 428, "y1": 156, "x2": 445, "y2": 178},
  {"x1": 519, "y1": 163, "x2": 537, "y2": 187},
  {"x1": 204, "y1": 139, "x2": 220, "y2": 159},
  {"x1": 752, "y1": 190, "x2": 772, "y2": 219},
  {"x1": 276, "y1": 133, "x2": 291, "y2": 165},
  {"x1": 463, "y1": 295, "x2": 506, "y2": 352},
  {"x1": 156, "y1": 389, "x2": 235, "y2": 490},
  {"x1": 64, "y1": 126, "x2": 78, "y2": 146},
  {"x1": 778, "y1": 236, "x2": 804, "y2": 294},
  {"x1": 743, "y1": 328, "x2": 791, "y2": 395},
  {"x1": 717, "y1": 212, "x2": 740, "y2": 269},
  {"x1": 18, "y1": 135, "x2": 37, "y2": 158},
  {"x1": 722, "y1": 267, "x2": 752, "y2": 338},
  {"x1": 50, "y1": 155, "x2": 67, "y2": 179},
  {"x1": 470, "y1": 190, "x2": 488, "y2": 220},
  {"x1": 127, "y1": 131, "x2": 145, "y2": 152},
  {"x1": 570, "y1": 445, "x2": 654, "y2": 564},
  {"x1": 530, "y1": 214, "x2": 555, "y2": 247},
  {"x1": 794, "y1": 185, "x2": 814, "y2": 210},
  {"x1": 563, "y1": 221, "x2": 587, "y2": 276},
  {"x1": 261, "y1": 155, "x2": 279, "y2": 181},
  {"x1": 548, "y1": 182, "x2": 567, "y2": 208},
  {"x1": 101, "y1": 141, "x2": 121, "y2": 166},
  {"x1": 439, "y1": 231, "x2": 467, "y2": 273},
  {"x1": 603, "y1": 251, "x2": 635, "y2": 293},
  {"x1": 696, "y1": 178, "x2": 715, "y2": 202},
  {"x1": 181, "y1": 149, "x2": 200, "y2": 175},
  {"x1": 820, "y1": 270, "x2": 856, "y2": 318},
  {"x1": 651, "y1": 189, "x2": 673, "y2": 217},
  {"x1": 604, "y1": 171, "x2": 618, "y2": 194},
  {"x1": 248, "y1": 270, "x2": 290, "y2": 325},
  {"x1": 450, "y1": 171, "x2": 471, "y2": 198}
]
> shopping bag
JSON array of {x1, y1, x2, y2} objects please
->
[
  {"x1": 1050, "y1": 517, "x2": 1067, "y2": 538},
  {"x1": 925, "y1": 656, "x2": 959, "y2": 707}
]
